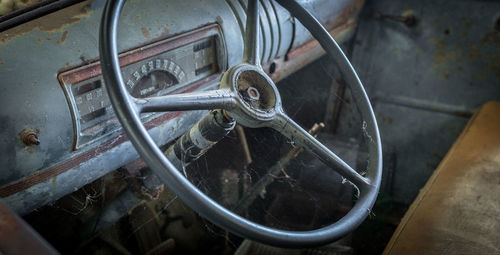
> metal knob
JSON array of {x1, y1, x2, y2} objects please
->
[{"x1": 20, "y1": 128, "x2": 40, "y2": 146}]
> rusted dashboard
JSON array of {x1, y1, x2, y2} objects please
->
[{"x1": 59, "y1": 24, "x2": 225, "y2": 149}]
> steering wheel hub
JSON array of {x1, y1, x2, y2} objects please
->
[
  {"x1": 236, "y1": 70, "x2": 275, "y2": 111},
  {"x1": 221, "y1": 64, "x2": 282, "y2": 127}
]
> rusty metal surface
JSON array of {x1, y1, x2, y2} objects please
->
[
  {"x1": 346, "y1": 0, "x2": 500, "y2": 204},
  {"x1": 0, "y1": 0, "x2": 91, "y2": 45},
  {"x1": 0, "y1": 0, "x2": 87, "y2": 32},
  {"x1": 0, "y1": 200, "x2": 59, "y2": 255},
  {"x1": 19, "y1": 128, "x2": 41, "y2": 146}
]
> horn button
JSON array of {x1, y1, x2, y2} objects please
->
[
  {"x1": 236, "y1": 69, "x2": 276, "y2": 111},
  {"x1": 222, "y1": 64, "x2": 282, "y2": 126}
]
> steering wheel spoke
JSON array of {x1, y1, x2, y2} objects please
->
[
  {"x1": 271, "y1": 113, "x2": 371, "y2": 189},
  {"x1": 134, "y1": 88, "x2": 237, "y2": 113},
  {"x1": 243, "y1": 0, "x2": 261, "y2": 66}
]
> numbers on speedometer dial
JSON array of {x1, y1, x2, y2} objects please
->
[
  {"x1": 131, "y1": 70, "x2": 178, "y2": 97},
  {"x1": 126, "y1": 59, "x2": 184, "y2": 98}
]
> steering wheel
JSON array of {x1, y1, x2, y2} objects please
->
[{"x1": 99, "y1": 0, "x2": 382, "y2": 247}]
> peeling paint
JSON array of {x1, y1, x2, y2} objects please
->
[
  {"x1": 141, "y1": 27, "x2": 151, "y2": 39},
  {"x1": 0, "y1": 1, "x2": 91, "y2": 45},
  {"x1": 429, "y1": 38, "x2": 463, "y2": 66},
  {"x1": 56, "y1": 30, "x2": 69, "y2": 44}
]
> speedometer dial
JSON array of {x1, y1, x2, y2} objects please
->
[
  {"x1": 131, "y1": 70, "x2": 178, "y2": 97},
  {"x1": 126, "y1": 59, "x2": 185, "y2": 98}
]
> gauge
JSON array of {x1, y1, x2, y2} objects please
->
[
  {"x1": 131, "y1": 70, "x2": 178, "y2": 97},
  {"x1": 126, "y1": 58, "x2": 185, "y2": 98}
]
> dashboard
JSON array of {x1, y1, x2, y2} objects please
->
[{"x1": 0, "y1": 0, "x2": 362, "y2": 214}]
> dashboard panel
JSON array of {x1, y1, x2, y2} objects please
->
[{"x1": 58, "y1": 24, "x2": 225, "y2": 149}]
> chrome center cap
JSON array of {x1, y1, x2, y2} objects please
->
[
  {"x1": 236, "y1": 69, "x2": 277, "y2": 111},
  {"x1": 220, "y1": 64, "x2": 283, "y2": 127}
]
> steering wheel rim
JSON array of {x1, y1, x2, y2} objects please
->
[{"x1": 99, "y1": 0, "x2": 382, "y2": 247}]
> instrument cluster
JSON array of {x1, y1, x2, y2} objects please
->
[{"x1": 58, "y1": 25, "x2": 225, "y2": 149}]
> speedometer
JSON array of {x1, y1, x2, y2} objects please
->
[
  {"x1": 127, "y1": 59, "x2": 184, "y2": 98},
  {"x1": 131, "y1": 69, "x2": 178, "y2": 97},
  {"x1": 59, "y1": 25, "x2": 225, "y2": 149}
]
